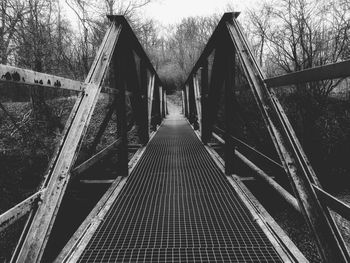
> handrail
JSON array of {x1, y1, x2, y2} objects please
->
[
  {"x1": 265, "y1": 59, "x2": 350, "y2": 88},
  {"x1": 213, "y1": 126, "x2": 283, "y2": 170},
  {"x1": 212, "y1": 129, "x2": 350, "y2": 222},
  {"x1": 0, "y1": 64, "x2": 86, "y2": 91},
  {"x1": 313, "y1": 185, "x2": 350, "y2": 222}
]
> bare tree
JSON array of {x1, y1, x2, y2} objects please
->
[
  {"x1": 168, "y1": 16, "x2": 218, "y2": 83},
  {"x1": 14, "y1": 0, "x2": 76, "y2": 131},
  {"x1": 0, "y1": 0, "x2": 29, "y2": 64},
  {"x1": 249, "y1": 0, "x2": 350, "y2": 99},
  {"x1": 247, "y1": 0, "x2": 350, "y2": 152}
]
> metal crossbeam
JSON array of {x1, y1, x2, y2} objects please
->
[
  {"x1": 265, "y1": 59, "x2": 350, "y2": 88},
  {"x1": 72, "y1": 138, "x2": 122, "y2": 176},
  {"x1": 0, "y1": 64, "x2": 118, "y2": 94},
  {"x1": 0, "y1": 190, "x2": 45, "y2": 232}
]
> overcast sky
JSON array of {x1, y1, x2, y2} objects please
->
[
  {"x1": 60, "y1": 0, "x2": 261, "y2": 35},
  {"x1": 141, "y1": 0, "x2": 259, "y2": 25}
]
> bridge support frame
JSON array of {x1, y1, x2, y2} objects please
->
[
  {"x1": 183, "y1": 11, "x2": 350, "y2": 263},
  {"x1": 225, "y1": 13, "x2": 350, "y2": 263},
  {"x1": 0, "y1": 15, "x2": 165, "y2": 263}
]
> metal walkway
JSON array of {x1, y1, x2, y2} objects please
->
[{"x1": 77, "y1": 117, "x2": 283, "y2": 262}]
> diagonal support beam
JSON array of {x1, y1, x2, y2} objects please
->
[
  {"x1": 72, "y1": 138, "x2": 122, "y2": 177},
  {"x1": 13, "y1": 19, "x2": 122, "y2": 263}
]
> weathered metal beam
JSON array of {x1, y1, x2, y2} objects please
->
[
  {"x1": 164, "y1": 90, "x2": 168, "y2": 116},
  {"x1": 163, "y1": 89, "x2": 166, "y2": 117},
  {"x1": 0, "y1": 64, "x2": 85, "y2": 91},
  {"x1": 314, "y1": 185, "x2": 350, "y2": 222},
  {"x1": 14, "y1": 19, "x2": 123, "y2": 263},
  {"x1": 185, "y1": 84, "x2": 190, "y2": 118},
  {"x1": 265, "y1": 59, "x2": 350, "y2": 88},
  {"x1": 72, "y1": 138, "x2": 122, "y2": 176},
  {"x1": 128, "y1": 144, "x2": 142, "y2": 149},
  {"x1": 181, "y1": 90, "x2": 186, "y2": 116},
  {"x1": 212, "y1": 132, "x2": 225, "y2": 144},
  {"x1": 0, "y1": 64, "x2": 118, "y2": 95},
  {"x1": 80, "y1": 179, "x2": 114, "y2": 184},
  {"x1": 209, "y1": 131, "x2": 299, "y2": 212},
  {"x1": 213, "y1": 126, "x2": 283, "y2": 171},
  {"x1": 226, "y1": 14, "x2": 349, "y2": 262},
  {"x1": 236, "y1": 150, "x2": 300, "y2": 213},
  {"x1": 147, "y1": 74, "x2": 155, "y2": 132},
  {"x1": 159, "y1": 86, "x2": 163, "y2": 118},
  {"x1": 188, "y1": 76, "x2": 198, "y2": 125},
  {"x1": 193, "y1": 75, "x2": 202, "y2": 131},
  {"x1": 0, "y1": 190, "x2": 45, "y2": 232}
]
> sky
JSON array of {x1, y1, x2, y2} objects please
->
[
  {"x1": 140, "y1": 0, "x2": 259, "y2": 26},
  {"x1": 60, "y1": 0, "x2": 261, "y2": 34}
]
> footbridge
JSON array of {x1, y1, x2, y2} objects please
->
[{"x1": 1, "y1": 13, "x2": 350, "y2": 263}]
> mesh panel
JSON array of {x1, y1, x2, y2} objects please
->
[{"x1": 78, "y1": 118, "x2": 283, "y2": 262}]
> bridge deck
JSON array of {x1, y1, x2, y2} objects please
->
[{"x1": 77, "y1": 117, "x2": 284, "y2": 262}]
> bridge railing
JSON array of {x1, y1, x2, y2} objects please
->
[
  {"x1": 183, "y1": 12, "x2": 350, "y2": 263},
  {"x1": 0, "y1": 15, "x2": 165, "y2": 262}
]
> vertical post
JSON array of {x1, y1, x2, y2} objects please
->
[
  {"x1": 114, "y1": 53, "x2": 128, "y2": 177},
  {"x1": 193, "y1": 75, "x2": 202, "y2": 132},
  {"x1": 159, "y1": 86, "x2": 163, "y2": 119},
  {"x1": 201, "y1": 59, "x2": 209, "y2": 144},
  {"x1": 186, "y1": 84, "x2": 190, "y2": 119},
  {"x1": 224, "y1": 45, "x2": 235, "y2": 175},
  {"x1": 148, "y1": 74, "x2": 155, "y2": 133},
  {"x1": 163, "y1": 90, "x2": 167, "y2": 117},
  {"x1": 181, "y1": 90, "x2": 185, "y2": 115},
  {"x1": 140, "y1": 60, "x2": 149, "y2": 145}
]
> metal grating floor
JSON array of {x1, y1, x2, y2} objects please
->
[{"x1": 78, "y1": 118, "x2": 283, "y2": 262}]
